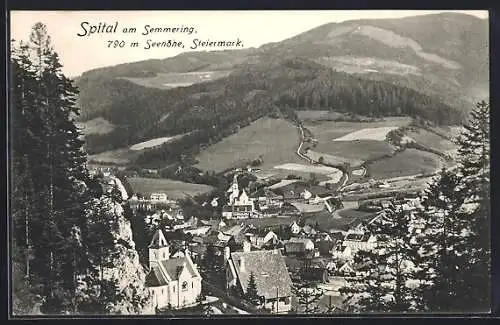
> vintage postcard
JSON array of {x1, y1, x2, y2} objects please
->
[{"x1": 8, "y1": 10, "x2": 490, "y2": 317}]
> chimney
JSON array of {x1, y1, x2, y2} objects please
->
[
  {"x1": 243, "y1": 240, "x2": 251, "y2": 253},
  {"x1": 239, "y1": 257, "x2": 245, "y2": 272},
  {"x1": 224, "y1": 246, "x2": 231, "y2": 262}
]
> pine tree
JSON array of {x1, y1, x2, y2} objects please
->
[
  {"x1": 411, "y1": 101, "x2": 490, "y2": 312},
  {"x1": 11, "y1": 22, "x2": 136, "y2": 315},
  {"x1": 340, "y1": 207, "x2": 426, "y2": 313},
  {"x1": 291, "y1": 282, "x2": 323, "y2": 314},
  {"x1": 245, "y1": 272, "x2": 260, "y2": 305},
  {"x1": 456, "y1": 101, "x2": 490, "y2": 310}
]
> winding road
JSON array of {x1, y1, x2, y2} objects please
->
[{"x1": 295, "y1": 123, "x2": 349, "y2": 193}]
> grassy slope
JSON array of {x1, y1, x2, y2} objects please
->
[
  {"x1": 195, "y1": 117, "x2": 304, "y2": 173},
  {"x1": 125, "y1": 177, "x2": 214, "y2": 199},
  {"x1": 367, "y1": 148, "x2": 444, "y2": 180}
]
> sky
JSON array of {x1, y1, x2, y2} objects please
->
[{"x1": 10, "y1": 10, "x2": 488, "y2": 77}]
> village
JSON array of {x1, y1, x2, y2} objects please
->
[{"x1": 90, "y1": 164, "x2": 425, "y2": 315}]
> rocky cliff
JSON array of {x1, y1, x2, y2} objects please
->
[{"x1": 101, "y1": 199, "x2": 155, "y2": 315}]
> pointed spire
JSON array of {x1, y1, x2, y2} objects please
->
[{"x1": 149, "y1": 229, "x2": 169, "y2": 248}]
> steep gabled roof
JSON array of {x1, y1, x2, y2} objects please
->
[
  {"x1": 145, "y1": 265, "x2": 168, "y2": 287},
  {"x1": 149, "y1": 229, "x2": 169, "y2": 248},
  {"x1": 229, "y1": 250, "x2": 293, "y2": 300},
  {"x1": 160, "y1": 257, "x2": 197, "y2": 281}
]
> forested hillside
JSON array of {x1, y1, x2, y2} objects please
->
[
  {"x1": 11, "y1": 23, "x2": 152, "y2": 315},
  {"x1": 84, "y1": 57, "x2": 461, "y2": 160}
]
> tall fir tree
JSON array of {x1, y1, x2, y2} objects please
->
[
  {"x1": 291, "y1": 282, "x2": 323, "y2": 314},
  {"x1": 455, "y1": 101, "x2": 490, "y2": 310},
  {"x1": 245, "y1": 272, "x2": 260, "y2": 305},
  {"x1": 11, "y1": 22, "x2": 148, "y2": 315},
  {"x1": 340, "y1": 207, "x2": 427, "y2": 313}
]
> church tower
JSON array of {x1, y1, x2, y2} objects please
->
[
  {"x1": 148, "y1": 229, "x2": 170, "y2": 268},
  {"x1": 229, "y1": 174, "x2": 239, "y2": 204}
]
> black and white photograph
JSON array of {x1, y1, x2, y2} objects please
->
[{"x1": 8, "y1": 10, "x2": 491, "y2": 316}]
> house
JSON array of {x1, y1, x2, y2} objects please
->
[
  {"x1": 300, "y1": 225, "x2": 317, "y2": 237},
  {"x1": 284, "y1": 238, "x2": 315, "y2": 255},
  {"x1": 330, "y1": 244, "x2": 353, "y2": 260},
  {"x1": 150, "y1": 193, "x2": 168, "y2": 202},
  {"x1": 300, "y1": 189, "x2": 312, "y2": 200},
  {"x1": 247, "y1": 230, "x2": 279, "y2": 249},
  {"x1": 343, "y1": 231, "x2": 377, "y2": 253},
  {"x1": 200, "y1": 219, "x2": 226, "y2": 232},
  {"x1": 184, "y1": 226, "x2": 211, "y2": 237},
  {"x1": 337, "y1": 262, "x2": 355, "y2": 276},
  {"x1": 145, "y1": 229, "x2": 202, "y2": 310},
  {"x1": 226, "y1": 249, "x2": 293, "y2": 313},
  {"x1": 289, "y1": 221, "x2": 301, "y2": 235}
]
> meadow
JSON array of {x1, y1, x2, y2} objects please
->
[
  {"x1": 195, "y1": 117, "x2": 304, "y2": 174},
  {"x1": 125, "y1": 177, "x2": 214, "y2": 199},
  {"x1": 406, "y1": 128, "x2": 457, "y2": 153},
  {"x1": 76, "y1": 117, "x2": 115, "y2": 136},
  {"x1": 366, "y1": 148, "x2": 444, "y2": 180},
  {"x1": 119, "y1": 70, "x2": 232, "y2": 90}
]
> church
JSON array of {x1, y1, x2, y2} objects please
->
[
  {"x1": 222, "y1": 174, "x2": 256, "y2": 219},
  {"x1": 145, "y1": 229, "x2": 203, "y2": 310}
]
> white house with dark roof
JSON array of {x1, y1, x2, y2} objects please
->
[
  {"x1": 225, "y1": 249, "x2": 293, "y2": 313},
  {"x1": 145, "y1": 229, "x2": 202, "y2": 310}
]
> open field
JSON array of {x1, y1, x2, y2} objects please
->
[
  {"x1": 334, "y1": 126, "x2": 399, "y2": 142},
  {"x1": 88, "y1": 148, "x2": 140, "y2": 165},
  {"x1": 196, "y1": 117, "x2": 304, "y2": 173},
  {"x1": 337, "y1": 208, "x2": 375, "y2": 219},
  {"x1": 120, "y1": 70, "x2": 232, "y2": 90},
  {"x1": 125, "y1": 177, "x2": 214, "y2": 199},
  {"x1": 304, "y1": 116, "x2": 412, "y2": 142},
  {"x1": 304, "y1": 117, "x2": 412, "y2": 168},
  {"x1": 274, "y1": 163, "x2": 342, "y2": 176},
  {"x1": 303, "y1": 207, "x2": 374, "y2": 232},
  {"x1": 88, "y1": 133, "x2": 188, "y2": 164},
  {"x1": 267, "y1": 179, "x2": 301, "y2": 190},
  {"x1": 130, "y1": 136, "x2": 175, "y2": 151},
  {"x1": 407, "y1": 128, "x2": 458, "y2": 152},
  {"x1": 305, "y1": 150, "x2": 362, "y2": 167},
  {"x1": 314, "y1": 140, "x2": 395, "y2": 163},
  {"x1": 366, "y1": 149, "x2": 444, "y2": 180},
  {"x1": 76, "y1": 117, "x2": 115, "y2": 136},
  {"x1": 291, "y1": 202, "x2": 326, "y2": 213}
]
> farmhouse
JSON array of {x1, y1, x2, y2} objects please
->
[
  {"x1": 284, "y1": 238, "x2": 315, "y2": 255},
  {"x1": 246, "y1": 230, "x2": 279, "y2": 249},
  {"x1": 225, "y1": 249, "x2": 293, "y2": 313},
  {"x1": 150, "y1": 192, "x2": 168, "y2": 202},
  {"x1": 145, "y1": 229, "x2": 202, "y2": 310},
  {"x1": 343, "y1": 231, "x2": 377, "y2": 253}
]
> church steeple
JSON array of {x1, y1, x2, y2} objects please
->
[
  {"x1": 228, "y1": 174, "x2": 240, "y2": 205},
  {"x1": 149, "y1": 229, "x2": 170, "y2": 268}
]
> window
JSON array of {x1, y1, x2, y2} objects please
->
[
  {"x1": 192, "y1": 282, "x2": 194, "y2": 289},
  {"x1": 182, "y1": 281, "x2": 188, "y2": 291},
  {"x1": 173, "y1": 286, "x2": 175, "y2": 293}
]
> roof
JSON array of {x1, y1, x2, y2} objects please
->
[
  {"x1": 223, "y1": 224, "x2": 245, "y2": 237},
  {"x1": 230, "y1": 250, "x2": 293, "y2": 300},
  {"x1": 160, "y1": 258, "x2": 197, "y2": 281},
  {"x1": 145, "y1": 266, "x2": 168, "y2": 287},
  {"x1": 149, "y1": 229, "x2": 169, "y2": 248}
]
